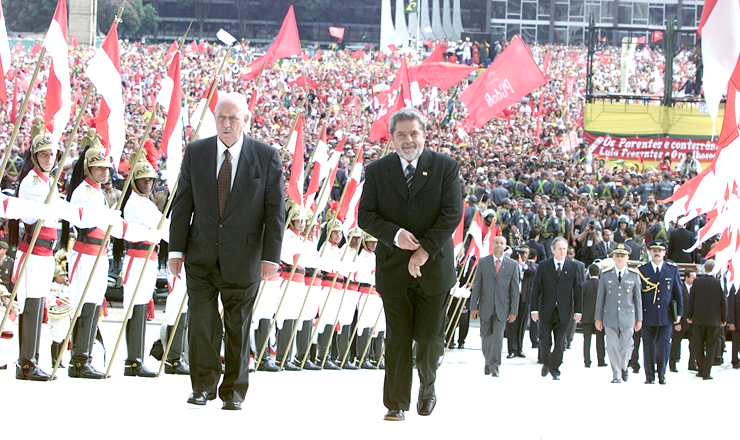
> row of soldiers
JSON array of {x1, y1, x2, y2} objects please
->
[
  {"x1": 252, "y1": 201, "x2": 386, "y2": 372},
  {"x1": 1, "y1": 121, "x2": 188, "y2": 381}
]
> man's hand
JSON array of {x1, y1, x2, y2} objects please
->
[
  {"x1": 261, "y1": 262, "x2": 279, "y2": 279},
  {"x1": 573, "y1": 313, "x2": 582, "y2": 323},
  {"x1": 687, "y1": 318, "x2": 692, "y2": 324},
  {"x1": 507, "y1": 314, "x2": 516, "y2": 323},
  {"x1": 635, "y1": 321, "x2": 642, "y2": 332},
  {"x1": 731, "y1": 324, "x2": 736, "y2": 331},
  {"x1": 530, "y1": 311, "x2": 539, "y2": 322},
  {"x1": 674, "y1": 324, "x2": 681, "y2": 332},
  {"x1": 169, "y1": 257, "x2": 183, "y2": 279},
  {"x1": 408, "y1": 247, "x2": 429, "y2": 278},
  {"x1": 397, "y1": 229, "x2": 420, "y2": 251},
  {"x1": 595, "y1": 319, "x2": 603, "y2": 331},
  {"x1": 471, "y1": 310, "x2": 479, "y2": 320},
  {"x1": 674, "y1": 315, "x2": 682, "y2": 325}
]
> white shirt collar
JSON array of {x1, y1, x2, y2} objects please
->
[
  {"x1": 554, "y1": 258, "x2": 565, "y2": 268},
  {"x1": 217, "y1": 134, "x2": 244, "y2": 161},
  {"x1": 399, "y1": 155, "x2": 420, "y2": 171},
  {"x1": 652, "y1": 262, "x2": 663, "y2": 273}
]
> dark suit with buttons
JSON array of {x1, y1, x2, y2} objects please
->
[
  {"x1": 669, "y1": 281, "x2": 694, "y2": 369},
  {"x1": 686, "y1": 274, "x2": 727, "y2": 378},
  {"x1": 170, "y1": 134, "x2": 284, "y2": 403},
  {"x1": 531, "y1": 258, "x2": 584, "y2": 376},
  {"x1": 358, "y1": 149, "x2": 462, "y2": 412},
  {"x1": 581, "y1": 277, "x2": 606, "y2": 366},
  {"x1": 507, "y1": 259, "x2": 536, "y2": 356},
  {"x1": 638, "y1": 262, "x2": 683, "y2": 381}
]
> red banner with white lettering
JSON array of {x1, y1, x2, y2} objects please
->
[
  {"x1": 584, "y1": 133, "x2": 717, "y2": 164},
  {"x1": 459, "y1": 36, "x2": 546, "y2": 130}
]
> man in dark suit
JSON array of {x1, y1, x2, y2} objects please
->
[
  {"x1": 470, "y1": 236, "x2": 520, "y2": 377},
  {"x1": 686, "y1": 260, "x2": 727, "y2": 380},
  {"x1": 638, "y1": 241, "x2": 683, "y2": 385},
  {"x1": 669, "y1": 268, "x2": 696, "y2": 372},
  {"x1": 525, "y1": 228, "x2": 546, "y2": 264},
  {"x1": 623, "y1": 228, "x2": 641, "y2": 261},
  {"x1": 169, "y1": 93, "x2": 285, "y2": 410},
  {"x1": 531, "y1": 237, "x2": 584, "y2": 379},
  {"x1": 591, "y1": 229, "x2": 615, "y2": 262},
  {"x1": 667, "y1": 223, "x2": 695, "y2": 263},
  {"x1": 581, "y1": 264, "x2": 606, "y2": 368},
  {"x1": 506, "y1": 245, "x2": 536, "y2": 358},
  {"x1": 358, "y1": 108, "x2": 462, "y2": 422},
  {"x1": 727, "y1": 282, "x2": 740, "y2": 369}
]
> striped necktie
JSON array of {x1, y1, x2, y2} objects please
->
[
  {"x1": 218, "y1": 150, "x2": 232, "y2": 216},
  {"x1": 405, "y1": 164, "x2": 415, "y2": 190}
]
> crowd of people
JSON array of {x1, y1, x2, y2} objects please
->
[{"x1": 0, "y1": 34, "x2": 731, "y2": 386}]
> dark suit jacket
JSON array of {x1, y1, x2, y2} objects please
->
[
  {"x1": 591, "y1": 240, "x2": 616, "y2": 261},
  {"x1": 624, "y1": 239, "x2": 641, "y2": 261},
  {"x1": 667, "y1": 228, "x2": 695, "y2": 263},
  {"x1": 525, "y1": 239, "x2": 546, "y2": 263},
  {"x1": 531, "y1": 257, "x2": 584, "y2": 323},
  {"x1": 520, "y1": 260, "x2": 537, "y2": 303},
  {"x1": 686, "y1": 274, "x2": 727, "y2": 326},
  {"x1": 581, "y1": 277, "x2": 599, "y2": 324},
  {"x1": 358, "y1": 149, "x2": 462, "y2": 296},
  {"x1": 728, "y1": 286, "x2": 740, "y2": 326},
  {"x1": 678, "y1": 281, "x2": 691, "y2": 329},
  {"x1": 169, "y1": 134, "x2": 285, "y2": 285}
]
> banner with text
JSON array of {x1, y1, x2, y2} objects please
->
[{"x1": 584, "y1": 133, "x2": 717, "y2": 164}]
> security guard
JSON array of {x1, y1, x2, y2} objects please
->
[
  {"x1": 638, "y1": 241, "x2": 683, "y2": 385},
  {"x1": 12, "y1": 125, "x2": 62, "y2": 381},
  {"x1": 595, "y1": 243, "x2": 642, "y2": 383}
]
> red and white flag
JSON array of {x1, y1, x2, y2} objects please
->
[
  {"x1": 164, "y1": 40, "x2": 178, "y2": 63},
  {"x1": 459, "y1": 36, "x2": 546, "y2": 130},
  {"x1": 189, "y1": 80, "x2": 219, "y2": 140},
  {"x1": 342, "y1": 180, "x2": 364, "y2": 232},
  {"x1": 329, "y1": 26, "x2": 345, "y2": 41},
  {"x1": 369, "y1": 57, "x2": 411, "y2": 141},
  {"x1": 156, "y1": 52, "x2": 184, "y2": 190},
  {"x1": 338, "y1": 161, "x2": 363, "y2": 221},
  {"x1": 0, "y1": 0, "x2": 11, "y2": 104},
  {"x1": 452, "y1": 201, "x2": 465, "y2": 254},
  {"x1": 285, "y1": 114, "x2": 305, "y2": 206},
  {"x1": 311, "y1": 149, "x2": 342, "y2": 211},
  {"x1": 466, "y1": 211, "x2": 484, "y2": 262},
  {"x1": 409, "y1": 61, "x2": 476, "y2": 90},
  {"x1": 43, "y1": 0, "x2": 71, "y2": 143},
  {"x1": 87, "y1": 20, "x2": 124, "y2": 167},
  {"x1": 304, "y1": 124, "x2": 329, "y2": 201}
]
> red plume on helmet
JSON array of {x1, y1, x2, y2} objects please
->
[{"x1": 143, "y1": 138, "x2": 160, "y2": 171}]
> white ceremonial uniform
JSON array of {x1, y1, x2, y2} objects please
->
[
  {"x1": 47, "y1": 281, "x2": 71, "y2": 343},
  {"x1": 315, "y1": 240, "x2": 347, "y2": 331},
  {"x1": 275, "y1": 226, "x2": 310, "y2": 329}
]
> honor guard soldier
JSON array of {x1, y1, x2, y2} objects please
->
[
  {"x1": 315, "y1": 219, "x2": 346, "y2": 370},
  {"x1": 595, "y1": 243, "x2": 642, "y2": 383},
  {"x1": 299, "y1": 210, "x2": 322, "y2": 370},
  {"x1": 48, "y1": 252, "x2": 73, "y2": 369},
  {"x1": 638, "y1": 241, "x2": 683, "y2": 384},
  {"x1": 275, "y1": 201, "x2": 311, "y2": 371},
  {"x1": 119, "y1": 153, "x2": 168, "y2": 377},
  {"x1": 63, "y1": 130, "x2": 121, "y2": 379},
  {"x1": 336, "y1": 228, "x2": 363, "y2": 369},
  {"x1": 12, "y1": 126, "x2": 62, "y2": 381},
  {"x1": 161, "y1": 262, "x2": 190, "y2": 375},
  {"x1": 355, "y1": 233, "x2": 384, "y2": 369}
]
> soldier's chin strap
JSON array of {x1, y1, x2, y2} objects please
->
[{"x1": 638, "y1": 271, "x2": 659, "y2": 303}]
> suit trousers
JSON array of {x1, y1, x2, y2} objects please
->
[
  {"x1": 604, "y1": 326, "x2": 634, "y2": 379},
  {"x1": 732, "y1": 329, "x2": 740, "y2": 365},
  {"x1": 446, "y1": 298, "x2": 470, "y2": 345},
  {"x1": 480, "y1": 315, "x2": 507, "y2": 374},
  {"x1": 381, "y1": 279, "x2": 446, "y2": 411},
  {"x1": 630, "y1": 329, "x2": 641, "y2": 369},
  {"x1": 540, "y1": 308, "x2": 568, "y2": 375},
  {"x1": 642, "y1": 325, "x2": 672, "y2": 380},
  {"x1": 582, "y1": 323, "x2": 605, "y2": 366},
  {"x1": 187, "y1": 262, "x2": 258, "y2": 403},
  {"x1": 669, "y1": 324, "x2": 694, "y2": 367},
  {"x1": 530, "y1": 317, "x2": 540, "y2": 346},
  {"x1": 691, "y1": 325, "x2": 721, "y2": 378},
  {"x1": 507, "y1": 301, "x2": 530, "y2": 354}
]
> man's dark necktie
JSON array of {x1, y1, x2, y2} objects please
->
[
  {"x1": 218, "y1": 149, "x2": 232, "y2": 216},
  {"x1": 656, "y1": 266, "x2": 660, "y2": 280},
  {"x1": 405, "y1": 164, "x2": 415, "y2": 191},
  {"x1": 556, "y1": 262, "x2": 562, "y2": 277},
  {"x1": 618, "y1": 271, "x2": 622, "y2": 284},
  {"x1": 495, "y1": 259, "x2": 500, "y2": 275}
]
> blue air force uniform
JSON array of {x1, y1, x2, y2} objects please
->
[{"x1": 638, "y1": 254, "x2": 683, "y2": 382}]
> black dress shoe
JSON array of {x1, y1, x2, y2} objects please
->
[
  {"x1": 187, "y1": 391, "x2": 216, "y2": 406},
  {"x1": 302, "y1": 359, "x2": 322, "y2": 371},
  {"x1": 611, "y1": 378, "x2": 621, "y2": 384},
  {"x1": 342, "y1": 361, "x2": 359, "y2": 370},
  {"x1": 703, "y1": 375, "x2": 714, "y2": 380},
  {"x1": 484, "y1": 365, "x2": 490, "y2": 375},
  {"x1": 645, "y1": 379, "x2": 655, "y2": 384},
  {"x1": 165, "y1": 360, "x2": 190, "y2": 375},
  {"x1": 448, "y1": 342, "x2": 456, "y2": 349},
  {"x1": 622, "y1": 369, "x2": 629, "y2": 382},
  {"x1": 417, "y1": 396, "x2": 436, "y2": 416},
  {"x1": 541, "y1": 364, "x2": 548, "y2": 377},
  {"x1": 16, "y1": 359, "x2": 55, "y2": 381},
  {"x1": 669, "y1": 366, "x2": 678, "y2": 373},
  {"x1": 598, "y1": 362, "x2": 608, "y2": 367},
  {"x1": 384, "y1": 410, "x2": 405, "y2": 421},
  {"x1": 584, "y1": 363, "x2": 591, "y2": 368},
  {"x1": 631, "y1": 364, "x2": 640, "y2": 374},
  {"x1": 491, "y1": 371, "x2": 499, "y2": 377},
  {"x1": 257, "y1": 359, "x2": 280, "y2": 372},
  {"x1": 552, "y1": 373, "x2": 560, "y2": 380},
  {"x1": 281, "y1": 360, "x2": 301, "y2": 371},
  {"x1": 658, "y1": 376, "x2": 666, "y2": 385},
  {"x1": 516, "y1": 352, "x2": 525, "y2": 358},
  {"x1": 124, "y1": 361, "x2": 158, "y2": 378},
  {"x1": 321, "y1": 359, "x2": 342, "y2": 370},
  {"x1": 360, "y1": 359, "x2": 375, "y2": 370},
  {"x1": 688, "y1": 363, "x2": 698, "y2": 371},
  {"x1": 506, "y1": 353, "x2": 516, "y2": 359},
  {"x1": 68, "y1": 361, "x2": 106, "y2": 379},
  {"x1": 377, "y1": 360, "x2": 386, "y2": 370},
  {"x1": 733, "y1": 363, "x2": 740, "y2": 369},
  {"x1": 222, "y1": 400, "x2": 242, "y2": 410},
  {"x1": 457, "y1": 343, "x2": 465, "y2": 349}
]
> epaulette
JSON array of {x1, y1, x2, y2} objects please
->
[
  {"x1": 666, "y1": 261, "x2": 676, "y2": 266},
  {"x1": 602, "y1": 267, "x2": 614, "y2": 272},
  {"x1": 628, "y1": 267, "x2": 640, "y2": 274}
]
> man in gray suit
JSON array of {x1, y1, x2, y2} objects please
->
[
  {"x1": 595, "y1": 243, "x2": 643, "y2": 383},
  {"x1": 470, "y1": 236, "x2": 521, "y2": 377}
]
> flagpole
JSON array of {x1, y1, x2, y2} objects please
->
[
  {"x1": 191, "y1": 43, "x2": 233, "y2": 142},
  {"x1": 338, "y1": 286, "x2": 371, "y2": 367},
  {"x1": 0, "y1": 46, "x2": 47, "y2": 180},
  {"x1": 0, "y1": 88, "x2": 93, "y2": 337},
  {"x1": 356, "y1": 304, "x2": 384, "y2": 367},
  {"x1": 301, "y1": 120, "x2": 327, "y2": 183}
]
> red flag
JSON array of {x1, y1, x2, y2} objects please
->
[
  {"x1": 9, "y1": 73, "x2": 17, "y2": 123},
  {"x1": 535, "y1": 53, "x2": 551, "y2": 139},
  {"x1": 43, "y1": 0, "x2": 71, "y2": 143},
  {"x1": 70, "y1": 34, "x2": 78, "y2": 47},
  {"x1": 347, "y1": 95, "x2": 360, "y2": 116},
  {"x1": 30, "y1": 42, "x2": 41, "y2": 55},
  {"x1": 716, "y1": 55, "x2": 740, "y2": 149},
  {"x1": 637, "y1": 36, "x2": 646, "y2": 44},
  {"x1": 351, "y1": 49, "x2": 364, "y2": 59},
  {"x1": 409, "y1": 62, "x2": 476, "y2": 90},
  {"x1": 305, "y1": 124, "x2": 328, "y2": 200},
  {"x1": 0, "y1": 0, "x2": 10, "y2": 104},
  {"x1": 242, "y1": 6, "x2": 301, "y2": 80},
  {"x1": 369, "y1": 57, "x2": 410, "y2": 140},
  {"x1": 651, "y1": 31, "x2": 663, "y2": 43},
  {"x1": 459, "y1": 37, "x2": 546, "y2": 130},
  {"x1": 425, "y1": 41, "x2": 445, "y2": 64},
  {"x1": 11, "y1": 42, "x2": 23, "y2": 54},
  {"x1": 184, "y1": 40, "x2": 198, "y2": 55},
  {"x1": 329, "y1": 26, "x2": 345, "y2": 40},
  {"x1": 452, "y1": 201, "x2": 465, "y2": 249},
  {"x1": 165, "y1": 40, "x2": 178, "y2": 63},
  {"x1": 198, "y1": 41, "x2": 209, "y2": 54},
  {"x1": 287, "y1": 75, "x2": 319, "y2": 89},
  {"x1": 248, "y1": 88, "x2": 259, "y2": 113},
  {"x1": 313, "y1": 48, "x2": 322, "y2": 61},
  {"x1": 286, "y1": 114, "x2": 305, "y2": 206},
  {"x1": 338, "y1": 162, "x2": 363, "y2": 220}
]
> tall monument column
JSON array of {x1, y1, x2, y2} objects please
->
[{"x1": 69, "y1": 0, "x2": 98, "y2": 47}]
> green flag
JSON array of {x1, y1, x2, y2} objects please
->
[{"x1": 405, "y1": 1, "x2": 418, "y2": 13}]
